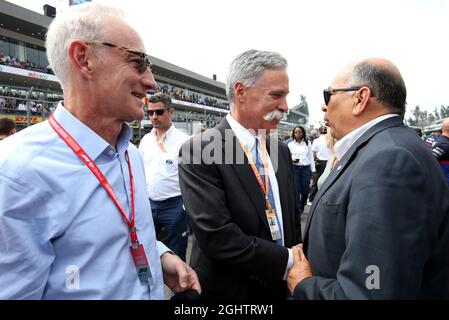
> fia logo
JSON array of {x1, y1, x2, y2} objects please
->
[{"x1": 166, "y1": 159, "x2": 176, "y2": 171}]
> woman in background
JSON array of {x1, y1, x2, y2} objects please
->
[{"x1": 288, "y1": 126, "x2": 315, "y2": 214}]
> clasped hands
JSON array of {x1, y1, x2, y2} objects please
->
[{"x1": 287, "y1": 244, "x2": 313, "y2": 295}]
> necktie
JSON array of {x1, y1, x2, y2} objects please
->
[
  {"x1": 331, "y1": 156, "x2": 340, "y2": 170},
  {"x1": 254, "y1": 138, "x2": 283, "y2": 246}
]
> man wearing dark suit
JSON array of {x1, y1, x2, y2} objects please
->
[
  {"x1": 179, "y1": 49, "x2": 302, "y2": 300},
  {"x1": 287, "y1": 58, "x2": 449, "y2": 299}
]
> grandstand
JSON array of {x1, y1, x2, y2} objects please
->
[
  {"x1": 423, "y1": 120, "x2": 444, "y2": 136},
  {"x1": 288, "y1": 96, "x2": 309, "y2": 126},
  {"x1": 0, "y1": 0, "x2": 305, "y2": 141}
]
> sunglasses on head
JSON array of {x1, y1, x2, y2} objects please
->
[
  {"x1": 148, "y1": 109, "x2": 168, "y2": 116},
  {"x1": 85, "y1": 40, "x2": 153, "y2": 74}
]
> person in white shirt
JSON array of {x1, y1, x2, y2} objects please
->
[
  {"x1": 139, "y1": 93, "x2": 190, "y2": 261},
  {"x1": 288, "y1": 126, "x2": 316, "y2": 215},
  {"x1": 309, "y1": 126, "x2": 330, "y2": 202},
  {"x1": 0, "y1": 97, "x2": 6, "y2": 108},
  {"x1": 317, "y1": 128, "x2": 338, "y2": 191},
  {"x1": 17, "y1": 101, "x2": 27, "y2": 111}
]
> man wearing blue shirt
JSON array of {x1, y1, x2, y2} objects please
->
[{"x1": 0, "y1": 3, "x2": 200, "y2": 299}]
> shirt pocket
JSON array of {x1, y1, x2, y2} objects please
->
[
  {"x1": 316, "y1": 199, "x2": 340, "y2": 215},
  {"x1": 312, "y1": 198, "x2": 344, "y2": 241},
  {"x1": 160, "y1": 154, "x2": 178, "y2": 177}
]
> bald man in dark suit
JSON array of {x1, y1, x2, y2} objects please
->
[{"x1": 288, "y1": 58, "x2": 449, "y2": 299}]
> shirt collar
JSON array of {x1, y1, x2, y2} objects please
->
[
  {"x1": 334, "y1": 114, "x2": 399, "y2": 161},
  {"x1": 52, "y1": 102, "x2": 131, "y2": 160},
  {"x1": 292, "y1": 139, "x2": 307, "y2": 146},
  {"x1": 226, "y1": 113, "x2": 259, "y2": 152},
  {"x1": 151, "y1": 124, "x2": 174, "y2": 139}
]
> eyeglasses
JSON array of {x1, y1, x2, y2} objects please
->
[
  {"x1": 148, "y1": 109, "x2": 168, "y2": 116},
  {"x1": 85, "y1": 40, "x2": 153, "y2": 74},
  {"x1": 323, "y1": 86, "x2": 364, "y2": 106}
]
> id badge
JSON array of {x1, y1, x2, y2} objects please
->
[
  {"x1": 130, "y1": 243, "x2": 154, "y2": 286},
  {"x1": 265, "y1": 208, "x2": 281, "y2": 241}
]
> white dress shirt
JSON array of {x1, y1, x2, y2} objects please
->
[
  {"x1": 139, "y1": 124, "x2": 189, "y2": 201},
  {"x1": 287, "y1": 139, "x2": 316, "y2": 172},
  {"x1": 226, "y1": 113, "x2": 293, "y2": 279},
  {"x1": 312, "y1": 135, "x2": 330, "y2": 161},
  {"x1": 334, "y1": 114, "x2": 399, "y2": 161}
]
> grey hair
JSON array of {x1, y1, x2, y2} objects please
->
[
  {"x1": 226, "y1": 49, "x2": 287, "y2": 110},
  {"x1": 45, "y1": 3, "x2": 125, "y2": 89},
  {"x1": 346, "y1": 61, "x2": 407, "y2": 115},
  {"x1": 148, "y1": 92, "x2": 173, "y2": 108}
]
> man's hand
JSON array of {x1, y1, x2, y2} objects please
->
[
  {"x1": 287, "y1": 244, "x2": 313, "y2": 295},
  {"x1": 160, "y1": 252, "x2": 201, "y2": 294}
]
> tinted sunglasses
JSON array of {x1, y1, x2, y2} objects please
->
[
  {"x1": 85, "y1": 40, "x2": 153, "y2": 74},
  {"x1": 148, "y1": 109, "x2": 168, "y2": 116},
  {"x1": 323, "y1": 87, "x2": 364, "y2": 106}
]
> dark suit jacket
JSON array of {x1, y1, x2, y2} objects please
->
[
  {"x1": 179, "y1": 119, "x2": 301, "y2": 300},
  {"x1": 295, "y1": 116, "x2": 449, "y2": 299}
]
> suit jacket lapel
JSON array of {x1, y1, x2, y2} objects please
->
[
  {"x1": 216, "y1": 119, "x2": 269, "y2": 230},
  {"x1": 303, "y1": 116, "x2": 404, "y2": 243}
]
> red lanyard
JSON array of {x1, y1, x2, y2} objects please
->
[
  {"x1": 236, "y1": 135, "x2": 272, "y2": 209},
  {"x1": 48, "y1": 114, "x2": 138, "y2": 245}
]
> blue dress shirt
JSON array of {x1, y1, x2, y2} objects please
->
[{"x1": 0, "y1": 103, "x2": 168, "y2": 299}]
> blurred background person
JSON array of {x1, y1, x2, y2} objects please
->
[
  {"x1": 309, "y1": 126, "x2": 329, "y2": 203},
  {"x1": 317, "y1": 128, "x2": 338, "y2": 191},
  {"x1": 0, "y1": 117, "x2": 16, "y2": 140},
  {"x1": 412, "y1": 127, "x2": 423, "y2": 138},
  {"x1": 139, "y1": 92, "x2": 190, "y2": 261},
  {"x1": 308, "y1": 129, "x2": 318, "y2": 145},
  {"x1": 288, "y1": 126, "x2": 315, "y2": 215},
  {"x1": 432, "y1": 118, "x2": 449, "y2": 184},
  {"x1": 425, "y1": 129, "x2": 442, "y2": 147}
]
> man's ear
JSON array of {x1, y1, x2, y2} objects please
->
[
  {"x1": 68, "y1": 40, "x2": 94, "y2": 79},
  {"x1": 352, "y1": 86, "x2": 371, "y2": 116},
  {"x1": 234, "y1": 82, "x2": 246, "y2": 103}
]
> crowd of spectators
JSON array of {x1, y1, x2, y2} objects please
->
[
  {"x1": 157, "y1": 83, "x2": 229, "y2": 110},
  {"x1": 0, "y1": 51, "x2": 53, "y2": 75},
  {"x1": 0, "y1": 97, "x2": 53, "y2": 115},
  {"x1": 1, "y1": 52, "x2": 230, "y2": 116},
  {"x1": 1, "y1": 51, "x2": 228, "y2": 111},
  {"x1": 0, "y1": 87, "x2": 59, "y2": 116}
]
